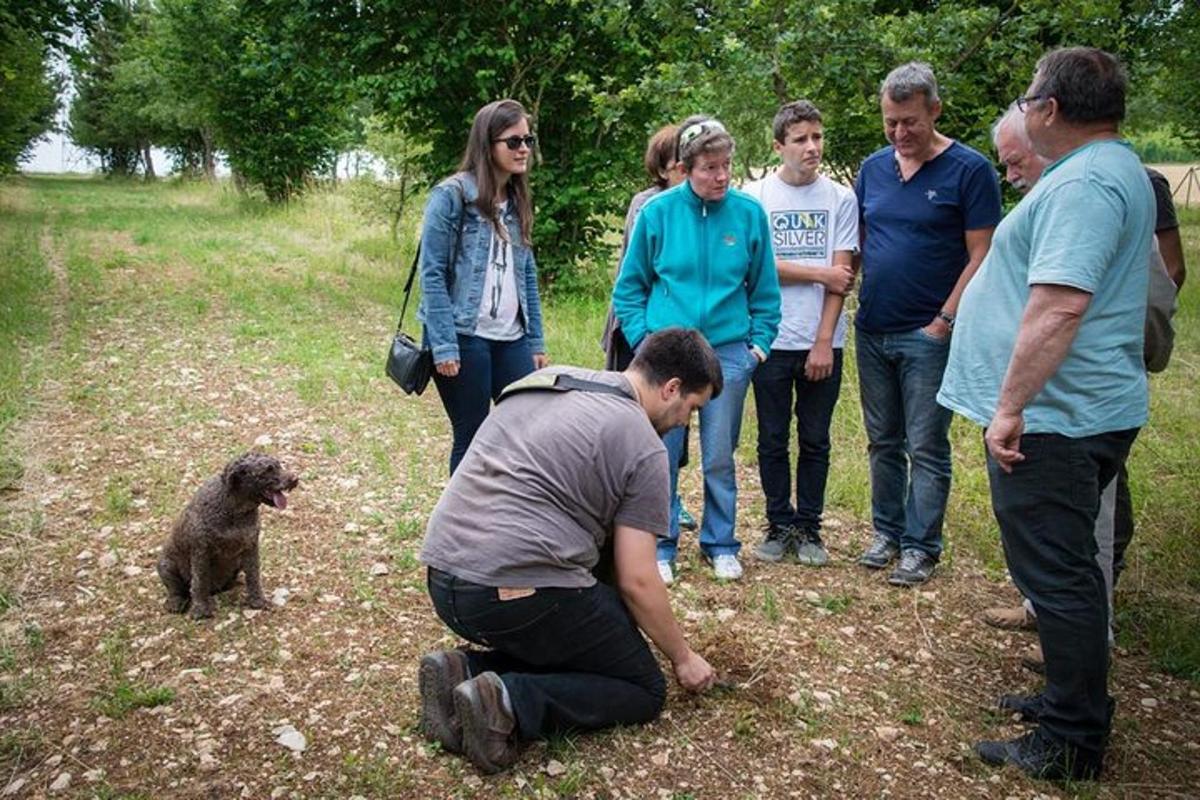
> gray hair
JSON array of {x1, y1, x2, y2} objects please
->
[
  {"x1": 991, "y1": 103, "x2": 1031, "y2": 149},
  {"x1": 880, "y1": 62, "x2": 940, "y2": 108},
  {"x1": 676, "y1": 115, "x2": 735, "y2": 170}
]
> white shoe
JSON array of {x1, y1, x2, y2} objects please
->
[
  {"x1": 710, "y1": 554, "x2": 743, "y2": 581},
  {"x1": 656, "y1": 560, "x2": 675, "y2": 585}
]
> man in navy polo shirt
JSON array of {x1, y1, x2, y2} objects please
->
[{"x1": 854, "y1": 62, "x2": 1002, "y2": 586}]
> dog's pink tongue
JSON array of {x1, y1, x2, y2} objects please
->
[{"x1": 272, "y1": 491, "x2": 288, "y2": 510}]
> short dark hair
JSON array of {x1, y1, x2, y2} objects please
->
[
  {"x1": 773, "y1": 100, "x2": 822, "y2": 143},
  {"x1": 644, "y1": 125, "x2": 680, "y2": 189},
  {"x1": 630, "y1": 328, "x2": 723, "y2": 399},
  {"x1": 1032, "y1": 47, "x2": 1126, "y2": 125}
]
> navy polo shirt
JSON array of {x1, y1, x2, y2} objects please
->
[{"x1": 854, "y1": 141, "x2": 1001, "y2": 334}]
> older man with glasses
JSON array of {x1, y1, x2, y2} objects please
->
[{"x1": 938, "y1": 47, "x2": 1155, "y2": 780}]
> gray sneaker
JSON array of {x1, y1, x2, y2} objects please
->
[
  {"x1": 858, "y1": 533, "x2": 900, "y2": 569},
  {"x1": 754, "y1": 525, "x2": 794, "y2": 562},
  {"x1": 887, "y1": 549, "x2": 937, "y2": 586},
  {"x1": 794, "y1": 530, "x2": 829, "y2": 567}
]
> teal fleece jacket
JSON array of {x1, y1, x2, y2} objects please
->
[{"x1": 612, "y1": 181, "x2": 781, "y2": 355}]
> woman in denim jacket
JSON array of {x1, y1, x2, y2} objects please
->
[{"x1": 418, "y1": 99, "x2": 549, "y2": 474}]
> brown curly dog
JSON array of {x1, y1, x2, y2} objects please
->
[{"x1": 157, "y1": 452, "x2": 298, "y2": 619}]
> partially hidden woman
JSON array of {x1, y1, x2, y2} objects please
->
[
  {"x1": 601, "y1": 125, "x2": 683, "y2": 370},
  {"x1": 612, "y1": 115, "x2": 781, "y2": 584},
  {"x1": 418, "y1": 99, "x2": 549, "y2": 474}
]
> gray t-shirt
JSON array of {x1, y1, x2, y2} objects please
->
[{"x1": 420, "y1": 367, "x2": 669, "y2": 589}]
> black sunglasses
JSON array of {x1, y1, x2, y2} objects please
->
[{"x1": 494, "y1": 134, "x2": 537, "y2": 151}]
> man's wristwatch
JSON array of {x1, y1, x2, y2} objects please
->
[{"x1": 937, "y1": 311, "x2": 956, "y2": 330}]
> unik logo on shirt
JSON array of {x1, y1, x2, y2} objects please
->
[{"x1": 770, "y1": 210, "x2": 827, "y2": 261}]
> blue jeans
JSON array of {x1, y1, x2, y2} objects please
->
[
  {"x1": 752, "y1": 349, "x2": 843, "y2": 532},
  {"x1": 659, "y1": 341, "x2": 758, "y2": 562},
  {"x1": 855, "y1": 328, "x2": 952, "y2": 558},
  {"x1": 427, "y1": 568, "x2": 666, "y2": 741},
  {"x1": 431, "y1": 334, "x2": 534, "y2": 474}
]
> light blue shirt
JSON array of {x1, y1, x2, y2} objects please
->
[{"x1": 938, "y1": 139, "x2": 1153, "y2": 436}]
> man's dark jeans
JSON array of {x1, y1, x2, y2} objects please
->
[
  {"x1": 986, "y1": 428, "x2": 1138, "y2": 756},
  {"x1": 752, "y1": 348, "x2": 843, "y2": 531},
  {"x1": 426, "y1": 568, "x2": 666, "y2": 741}
]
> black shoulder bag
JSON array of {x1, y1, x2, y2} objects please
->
[{"x1": 385, "y1": 244, "x2": 432, "y2": 395}]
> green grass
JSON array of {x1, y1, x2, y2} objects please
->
[
  {"x1": 0, "y1": 179, "x2": 51, "y2": 444},
  {"x1": 91, "y1": 628, "x2": 175, "y2": 719}
]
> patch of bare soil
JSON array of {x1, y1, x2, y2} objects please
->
[{"x1": 1, "y1": 225, "x2": 1198, "y2": 800}]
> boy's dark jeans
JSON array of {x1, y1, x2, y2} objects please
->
[
  {"x1": 752, "y1": 348, "x2": 843, "y2": 531},
  {"x1": 427, "y1": 568, "x2": 666, "y2": 741}
]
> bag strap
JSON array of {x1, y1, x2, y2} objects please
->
[
  {"x1": 497, "y1": 372, "x2": 632, "y2": 403},
  {"x1": 396, "y1": 176, "x2": 469, "y2": 335},
  {"x1": 396, "y1": 244, "x2": 421, "y2": 333}
]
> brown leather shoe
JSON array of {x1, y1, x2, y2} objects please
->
[
  {"x1": 453, "y1": 671, "x2": 520, "y2": 773},
  {"x1": 418, "y1": 649, "x2": 470, "y2": 752},
  {"x1": 982, "y1": 604, "x2": 1038, "y2": 631},
  {"x1": 1020, "y1": 643, "x2": 1045, "y2": 674}
]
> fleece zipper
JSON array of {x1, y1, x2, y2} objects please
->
[{"x1": 700, "y1": 200, "x2": 709, "y2": 332}]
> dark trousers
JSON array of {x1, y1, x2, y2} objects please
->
[
  {"x1": 431, "y1": 334, "x2": 534, "y2": 474},
  {"x1": 986, "y1": 428, "x2": 1138, "y2": 755},
  {"x1": 752, "y1": 349, "x2": 843, "y2": 531},
  {"x1": 426, "y1": 568, "x2": 666, "y2": 741}
]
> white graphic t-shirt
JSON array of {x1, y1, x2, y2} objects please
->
[
  {"x1": 743, "y1": 173, "x2": 859, "y2": 349},
  {"x1": 475, "y1": 202, "x2": 524, "y2": 341}
]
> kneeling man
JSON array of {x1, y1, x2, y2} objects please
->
[{"x1": 418, "y1": 328, "x2": 720, "y2": 773}]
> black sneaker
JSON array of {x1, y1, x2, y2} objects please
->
[
  {"x1": 887, "y1": 549, "x2": 936, "y2": 586},
  {"x1": 998, "y1": 693, "x2": 1117, "y2": 731},
  {"x1": 998, "y1": 692, "x2": 1045, "y2": 724},
  {"x1": 975, "y1": 727, "x2": 1103, "y2": 781},
  {"x1": 858, "y1": 533, "x2": 900, "y2": 569},
  {"x1": 754, "y1": 524, "x2": 795, "y2": 563}
]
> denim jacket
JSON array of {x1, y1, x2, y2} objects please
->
[{"x1": 417, "y1": 172, "x2": 546, "y2": 363}]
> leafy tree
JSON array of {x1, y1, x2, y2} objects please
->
[
  {"x1": 208, "y1": 1, "x2": 354, "y2": 201},
  {"x1": 0, "y1": 27, "x2": 61, "y2": 173},
  {"x1": 308, "y1": 0, "x2": 679, "y2": 284},
  {"x1": 69, "y1": 1, "x2": 163, "y2": 176}
]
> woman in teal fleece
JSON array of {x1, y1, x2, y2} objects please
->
[{"x1": 612, "y1": 115, "x2": 781, "y2": 583}]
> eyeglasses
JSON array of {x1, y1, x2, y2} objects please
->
[
  {"x1": 1016, "y1": 94, "x2": 1047, "y2": 113},
  {"x1": 494, "y1": 134, "x2": 537, "y2": 151}
]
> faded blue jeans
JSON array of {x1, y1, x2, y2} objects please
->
[
  {"x1": 658, "y1": 341, "x2": 758, "y2": 562},
  {"x1": 855, "y1": 328, "x2": 953, "y2": 558}
]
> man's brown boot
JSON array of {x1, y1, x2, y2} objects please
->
[
  {"x1": 453, "y1": 671, "x2": 520, "y2": 774},
  {"x1": 981, "y1": 604, "x2": 1038, "y2": 631},
  {"x1": 1020, "y1": 643, "x2": 1045, "y2": 674},
  {"x1": 418, "y1": 649, "x2": 470, "y2": 752}
]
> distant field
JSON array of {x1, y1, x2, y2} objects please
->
[{"x1": 1147, "y1": 163, "x2": 1200, "y2": 208}]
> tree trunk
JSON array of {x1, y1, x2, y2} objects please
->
[
  {"x1": 201, "y1": 128, "x2": 216, "y2": 181},
  {"x1": 142, "y1": 142, "x2": 156, "y2": 179}
]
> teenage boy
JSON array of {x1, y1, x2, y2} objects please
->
[{"x1": 743, "y1": 100, "x2": 858, "y2": 566}]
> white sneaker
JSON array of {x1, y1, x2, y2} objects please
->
[
  {"x1": 656, "y1": 560, "x2": 675, "y2": 585},
  {"x1": 710, "y1": 554, "x2": 743, "y2": 581}
]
